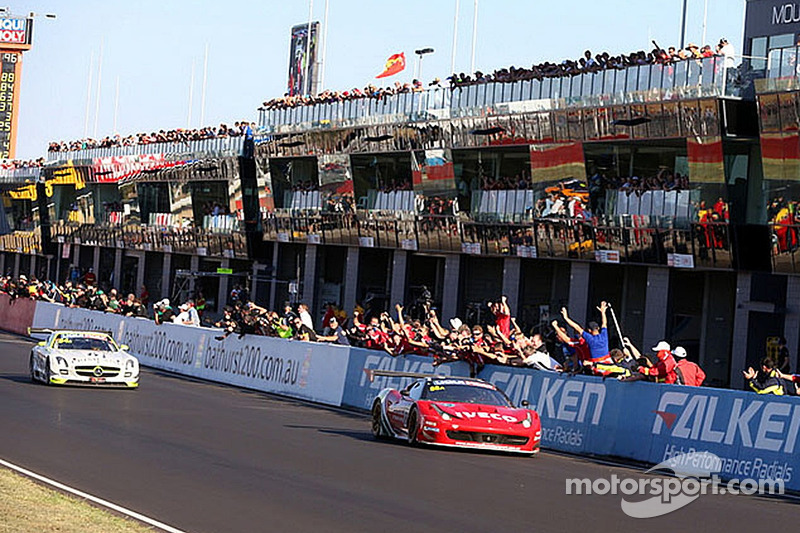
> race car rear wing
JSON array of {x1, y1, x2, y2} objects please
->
[
  {"x1": 364, "y1": 369, "x2": 448, "y2": 383},
  {"x1": 28, "y1": 327, "x2": 115, "y2": 337}
]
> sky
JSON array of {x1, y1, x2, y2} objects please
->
[{"x1": 11, "y1": 0, "x2": 746, "y2": 160}]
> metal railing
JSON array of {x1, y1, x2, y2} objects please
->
[
  {"x1": 48, "y1": 222, "x2": 248, "y2": 259},
  {"x1": 261, "y1": 211, "x2": 734, "y2": 270},
  {"x1": 259, "y1": 56, "x2": 733, "y2": 133},
  {"x1": 46, "y1": 136, "x2": 246, "y2": 162},
  {"x1": 0, "y1": 167, "x2": 42, "y2": 183}
]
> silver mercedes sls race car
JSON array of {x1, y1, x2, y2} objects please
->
[{"x1": 28, "y1": 328, "x2": 140, "y2": 388}]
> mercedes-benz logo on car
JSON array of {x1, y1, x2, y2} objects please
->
[{"x1": 93, "y1": 367, "x2": 104, "y2": 377}]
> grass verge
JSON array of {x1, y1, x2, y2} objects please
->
[{"x1": 0, "y1": 465, "x2": 155, "y2": 533}]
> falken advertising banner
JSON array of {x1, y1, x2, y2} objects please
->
[
  {"x1": 32, "y1": 302, "x2": 350, "y2": 406},
  {"x1": 341, "y1": 348, "x2": 472, "y2": 411},
  {"x1": 475, "y1": 366, "x2": 800, "y2": 492}
]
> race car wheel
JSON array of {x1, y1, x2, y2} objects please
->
[
  {"x1": 43, "y1": 359, "x2": 52, "y2": 386},
  {"x1": 29, "y1": 356, "x2": 37, "y2": 383},
  {"x1": 407, "y1": 408, "x2": 419, "y2": 446},
  {"x1": 371, "y1": 401, "x2": 387, "y2": 439}
]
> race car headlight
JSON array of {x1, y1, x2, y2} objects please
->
[
  {"x1": 521, "y1": 412, "x2": 532, "y2": 429},
  {"x1": 431, "y1": 404, "x2": 452, "y2": 421},
  {"x1": 124, "y1": 359, "x2": 137, "y2": 377},
  {"x1": 55, "y1": 356, "x2": 69, "y2": 375}
]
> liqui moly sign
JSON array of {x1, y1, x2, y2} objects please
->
[{"x1": 0, "y1": 18, "x2": 29, "y2": 46}]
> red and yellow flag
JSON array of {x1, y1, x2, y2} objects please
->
[{"x1": 376, "y1": 52, "x2": 406, "y2": 79}]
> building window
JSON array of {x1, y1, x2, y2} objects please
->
[{"x1": 751, "y1": 36, "x2": 767, "y2": 70}]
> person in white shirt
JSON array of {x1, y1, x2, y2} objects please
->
[
  {"x1": 298, "y1": 303, "x2": 314, "y2": 330},
  {"x1": 522, "y1": 334, "x2": 562, "y2": 371},
  {"x1": 718, "y1": 38, "x2": 736, "y2": 69},
  {"x1": 174, "y1": 301, "x2": 201, "y2": 326}
]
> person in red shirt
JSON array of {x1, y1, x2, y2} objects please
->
[
  {"x1": 83, "y1": 268, "x2": 96, "y2": 286},
  {"x1": 490, "y1": 295, "x2": 512, "y2": 337},
  {"x1": 639, "y1": 341, "x2": 678, "y2": 383},
  {"x1": 551, "y1": 319, "x2": 592, "y2": 371},
  {"x1": 672, "y1": 346, "x2": 706, "y2": 386}
]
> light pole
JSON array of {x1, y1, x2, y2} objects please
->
[
  {"x1": 414, "y1": 47, "x2": 434, "y2": 83},
  {"x1": 680, "y1": 0, "x2": 688, "y2": 49}
]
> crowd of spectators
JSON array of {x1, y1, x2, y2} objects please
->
[
  {"x1": 261, "y1": 38, "x2": 735, "y2": 113},
  {"x1": 7, "y1": 271, "x2": 800, "y2": 394},
  {"x1": 0, "y1": 158, "x2": 46, "y2": 170},
  {"x1": 449, "y1": 38, "x2": 735, "y2": 88},
  {"x1": 47, "y1": 122, "x2": 254, "y2": 153},
  {"x1": 0, "y1": 271, "x2": 722, "y2": 388},
  {"x1": 261, "y1": 80, "x2": 430, "y2": 111},
  {"x1": 590, "y1": 169, "x2": 691, "y2": 195}
]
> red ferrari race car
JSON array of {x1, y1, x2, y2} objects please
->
[{"x1": 370, "y1": 372, "x2": 541, "y2": 455}]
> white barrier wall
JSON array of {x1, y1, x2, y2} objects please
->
[{"x1": 32, "y1": 302, "x2": 350, "y2": 406}]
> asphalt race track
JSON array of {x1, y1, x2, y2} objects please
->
[{"x1": 0, "y1": 331, "x2": 797, "y2": 533}]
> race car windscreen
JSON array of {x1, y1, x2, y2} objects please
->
[
  {"x1": 55, "y1": 337, "x2": 116, "y2": 351},
  {"x1": 422, "y1": 380, "x2": 512, "y2": 407}
]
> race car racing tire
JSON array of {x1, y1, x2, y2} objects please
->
[
  {"x1": 371, "y1": 401, "x2": 387, "y2": 439},
  {"x1": 407, "y1": 408, "x2": 420, "y2": 446},
  {"x1": 29, "y1": 355, "x2": 37, "y2": 384},
  {"x1": 43, "y1": 359, "x2": 53, "y2": 386}
]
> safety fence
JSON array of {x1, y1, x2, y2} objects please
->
[{"x1": 8, "y1": 298, "x2": 799, "y2": 492}]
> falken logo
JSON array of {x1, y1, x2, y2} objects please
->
[{"x1": 652, "y1": 392, "x2": 800, "y2": 453}]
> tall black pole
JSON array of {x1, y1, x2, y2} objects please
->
[{"x1": 680, "y1": 0, "x2": 688, "y2": 49}]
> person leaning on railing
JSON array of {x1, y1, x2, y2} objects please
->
[{"x1": 743, "y1": 358, "x2": 785, "y2": 395}]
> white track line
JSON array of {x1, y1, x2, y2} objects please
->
[{"x1": 0, "y1": 458, "x2": 188, "y2": 533}]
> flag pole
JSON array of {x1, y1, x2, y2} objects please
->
[
  {"x1": 470, "y1": 0, "x2": 478, "y2": 74},
  {"x1": 319, "y1": 0, "x2": 330, "y2": 90},
  {"x1": 200, "y1": 43, "x2": 209, "y2": 127},
  {"x1": 680, "y1": 0, "x2": 688, "y2": 49},
  {"x1": 450, "y1": 0, "x2": 459, "y2": 76},
  {"x1": 187, "y1": 60, "x2": 195, "y2": 129},
  {"x1": 93, "y1": 40, "x2": 103, "y2": 139},
  {"x1": 701, "y1": 0, "x2": 709, "y2": 47},
  {"x1": 113, "y1": 75, "x2": 119, "y2": 134},
  {"x1": 83, "y1": 50, "x2": 94, "y2": 138},
  {"x1": 305, "y1": 0, "x2": 314, "y2": 95}
]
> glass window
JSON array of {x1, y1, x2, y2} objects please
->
[
  {"x1": 751, "y1": 36, "x2": 767, "y2": 70},
  {"x1": 769, "y1": 33, "x2": 795, "y2": 51}
]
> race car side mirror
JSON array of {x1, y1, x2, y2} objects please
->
[
  {"x1": 400, "y1": 389, "x2": 410, "y2": 397},
  {"x1": 119, "y1": 344, "x2": 129, "y2": 351},
  {"x1": 37, "y1": 341, "x2": 45, "y2": 346},
  {"x1": 520, "y1": 400, "x2": 530, "y2": 407}
]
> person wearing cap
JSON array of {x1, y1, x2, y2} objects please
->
[
  {"x1": 685, "y1": 43, "x2": 701, "y2": 59},
  {"x1": 672, "y1": 346, "x2": 706, "y2": 386},
  {"x1": 560, "y1": 302, "x2": 611, "y2": 364},
  {"x1": 154, "y1": 299, "x2": 175, "y2": 325},
  {"x1": 318, "y1": 316, "x2": 350, "y2": 346},
  {"x1": 638, "y1": 341, "x2": 678, "y2": 383}
]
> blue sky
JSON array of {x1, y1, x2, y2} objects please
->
[{"x1": 13, "y1": 0, "x2": 745, "y2": 159}]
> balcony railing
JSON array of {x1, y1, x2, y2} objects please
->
[
  {"x1": 262, "y1": 212, "x2": 734, "y2": 270},
  {"x1": 48, "y1": 222, "x2": 248, "y2": 259},
  {"x1": 7, "y1": 212, "x2": 796, "y2": 274},
  {"x1": 259, "y1": 56, "x2": 735, "y2": 133},
  {"x1": 0, "y1": 167, "x2": 41, "y2": 183},
  {"x1": 46, "y1": 136, "x2": 246, "y2": 161}
]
